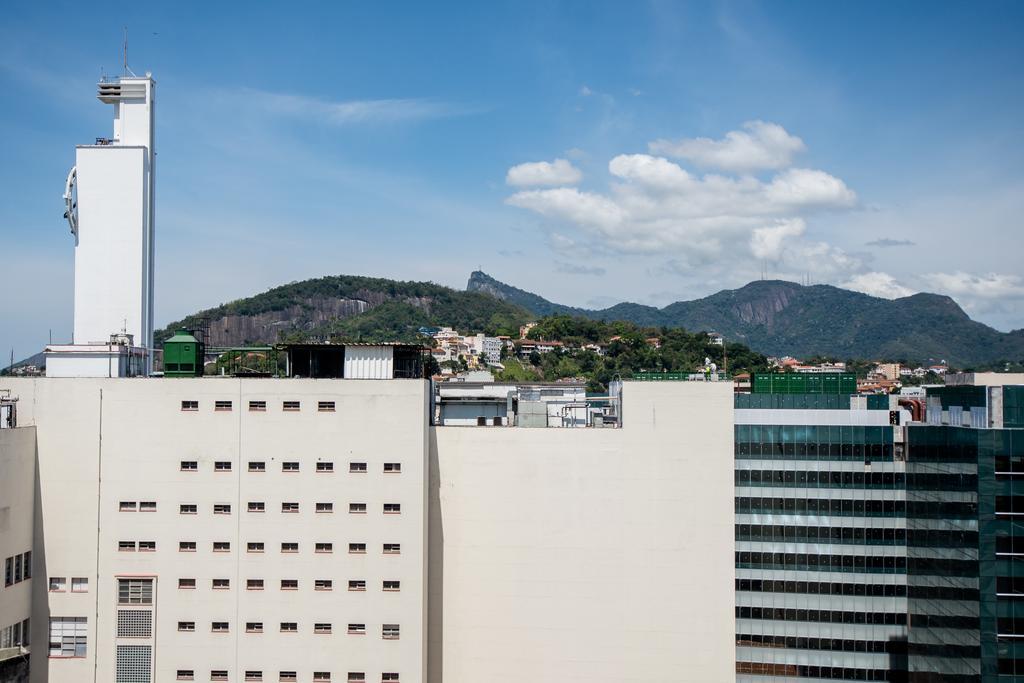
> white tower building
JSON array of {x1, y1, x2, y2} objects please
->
[{"x1": 47, "y1": 74, "x2": 155, "y2": 376}]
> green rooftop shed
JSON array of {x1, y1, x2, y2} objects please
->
[{"x1": 162, "y1": 329, "x2": 204, "y2": 377}]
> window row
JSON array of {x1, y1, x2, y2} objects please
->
[
  {"x1": 736, "y1": 524, "x2": 909, "y2": 546},
  {"x1": 0, "y1": 618, "x2": 29, "y2": 649},
  {"x1": 735, "y1": 578, "x2": 908, "y2": 598},
  {"x1": 737, "y1": 551, "x2": 979, "y2": 577},
  {"x1": 735, "y1": 469, "x2": 910, "y2": 489},
  {"x1": 172, "y1": 542, "x2": 401, "y2": 554},
  {"x1": 175, "y1": 622, "x2": 400, "y2": 638},
  {"x1": 180, "y1": 461, "x2": 401, "y2": 474},
  {"x1": 176, "y1": 671, "x2": 398, "y2": 682},
  {"x1": 736, "y1": 605, "x2": 909, "y2": 626},
  {"x1": 3, "y1": 550, "x2": 31, "y2": 587},
  {"x1": 177, "y1": 578, "x2": 400, "y2": 592},
  {"x1": 741, "y1": 633, "x2": 981, "y2": 659},
  {"x1": 182, "y1": 400, "x2": 335, "y2": 412},
  {"x1": 49, "y1": 576, "x2": 89, "y2": 592},
  {"x1": 736, "y1": 661, "x2": 891, "y2": 681},
  {"x1": 132, "y1": 502, "x2": 403, "y2": 515}
]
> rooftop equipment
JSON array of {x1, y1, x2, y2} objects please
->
[{"x1": 162, "y1": 329, "x2": 204, "y2": 377}]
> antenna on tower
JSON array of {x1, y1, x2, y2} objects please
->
[{"x1": 122, "y1": 27, "x2": 137, "y2": 77}]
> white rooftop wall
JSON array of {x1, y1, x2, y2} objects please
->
[{"x1": 345, "y1": 346, "x2": 395, "y2": 379}]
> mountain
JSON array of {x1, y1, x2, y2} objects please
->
[
  {"x1": 467, "y1": 271, "x2": 1024, "y2": 367},
  {"x1": 156, "y1": 275, "x2": 531, "y2": 346}
]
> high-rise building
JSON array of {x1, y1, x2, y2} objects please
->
[{"x1": 735, "y1": 384, "x2": 912, "y2": 681}]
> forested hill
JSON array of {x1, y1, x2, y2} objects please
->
[
  {"x1": 156, "y1": 275, "x2": 532, "y2": 346},
  {"x1": 467, "y1": 271, "x2": 1024, "y2": 367}
]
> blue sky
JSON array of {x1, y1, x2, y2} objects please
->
[{"x1": 2, "y1": 1, "x2": 1023, "y2": 360}]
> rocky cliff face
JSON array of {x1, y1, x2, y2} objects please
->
[{"x1": 203, "y1": 298, "x2": 372, "y2": 346}]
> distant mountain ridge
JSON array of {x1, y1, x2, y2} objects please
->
[
  {"x1": 156, "y1": 275, "x2": 532, "y2": 346},
  {"x1": 467, "y1": 271, "x2": 1024, "y2": 366}
]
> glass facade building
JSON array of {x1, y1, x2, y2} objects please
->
[{"x1": 736, "y1": 377, "x2": 1024, "y2": 682}]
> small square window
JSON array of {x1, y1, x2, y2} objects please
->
[
  {"x1": 246, "y1": 622, "x2": 264, "y2": 633},
  {"x1": 178, "y1": 621, "x2": 195, "y2": 632},
  {"x1": 349, "y1": 462, "x2": 367, "y2": 473},
  {"x1": 119, "y1": 501, "x2": 137, "y2": 512},
  {"x1": 382, "y1": 624, "x2": 400, "y2": 640},
  {"x1": 282, "y1": 462, "x2": 299, "y2": 472},
  {"x1": 214, "y1": 461, "x2": 232, "y2": 472},
  {"x1": 181, "y1": 400, "x2": 198, "y2": 411},
  {"x1": 212, "y1": 578, "x2": 230, "y2": 590},
  {"x1": 249, "y1": 400, "x2": 267, "y2": 412},
  {"x1": 213, "y1": 541, "x2": 230, "y2": 552},
  {"x1": 281, "y1": 542, "x2": 298, "y2": 553},
  {"x1": 248, "y1": 461, "x2": 266, "y2": 472},
  {"x1": 348, "y1": 580, "x2": 366, "y2": 591},
  {"x1": 349, "y1": 503, "x2": 366, "y2": 514},
  {"x1": 177, "y1": 670, "x2": 195, "y2": 681},
  {"x1": 71, "y1": 577, "x2": 88, "y2": 592},
  {"x1": 212, "y1": 671, "x2": 229, "y2": 681},
  {"x1": 180, "y1": 460, "x2": 198, "y2": 471},
  {"x1": 383, "y1": 543, "x2": 401, "y2": 554},
  {"x1": 211, "y1": 621, "x2": 229, "y2": 633},
  {"x1": 349, "y1": 543, "x2": 366, "y2": 554},
  {"x1": 316, "y1": 462, "x2": 334, "y2": 473},
  {"x1": 138, "y1": 541, "x2": 156, "y2": 552},
  {"x1": 383, "y1": 580, "x2": 400, "y2": 592},
  {"x1": 245, "y1": 672, "x2": 263, "y2": 682},
  {"x1": 347, "y1": 623, "x2": 365, "y2": 635},
  {"x1": 382, "y1": 675, "x2": 400, "y2": 683},
  {"x1": 318, "y1": 401, "x2": 335, "y2": 412},
  {"x1": 180, "y1": 504, "x2": 197, "y2": 514},
  {"x1": 281, "y1": 502, "x2": 299, "y2": 513},
  {"x1": 248, "y1": 502, "x2": 266, "y2": 513},
  {"x1": 119, "y1": 541, "x2": 136, "y2": 552},
  {"x1": 283, "y1": 401, "x2": 300, "y2": 411},
  {"x1": 247, "y1": 579, "x2": 264, "y2": 590},
  {"x1": 247, "y1": 542, "x2": 265, "y2": 553},
  {"x1": 347, "y1": 674, "x2": 365, "y2": 683},
  {"x1": 280, "y1": 579, "x2": 298, "y2": 590},
  {"x1": 214, "y1": 504, "x2": 232, "y2": 515},
  {"x1": 178, "y1": 578, "x2": 196, "y2": 589},
  {"x1": 314, "y1": 623, "x2": 332, "y2": 634},
  {"x1": 140, "y1": 501, "x2": 157, "y2": 512},
  {"x1": 279, "y1": 673, "x2": 297, "y2": 683},
  {"x1": 316, "y1": 502, "x2": 333, "y2": 513},
  {"x1": 383, "y1": 503, "x2": 401, "y2": 514},
  {"x1": 49, "y1": 576, "x2": 66, "y2": 592},
  {"x1": 314, "y1": 579, "x2": 333, "y2": 591},
  {"x1": 280, "y1": 622, "x2": 298, "y2": 633},
  {"x1": 315, "y1": 542, "x2": 333, "y2": 553},
  {"x1": 383, "y1": 463, "x2": 401, "y2": 473},
  {"x1": 179, "y1": 541, "x2": 197, "y2": 552},
  {"x1": 214, "y1": 400, "x2": 233, "y2": 412},
  {"x1": 313, "y1": 673, "x2": 331, "y2": 682}
]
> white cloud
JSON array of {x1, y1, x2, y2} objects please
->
[
  {"x1": 554, "y1": 261, "x2": 606, "y2": 276},
  {"x1": 237, "y1": 88, "x2": 475, "y2": 125},
  {"x1": 649, "y1": 120, "x2": 806, "y2": 172},
  {"x1": 842, "y1": 272, "x2": 916, "y2": 299},
  {"x1": 750, "y1": 219, "x2": 806, "y2": 260},
  {"x1": 579, "y1": 85, "x2": 593, "y2": 96},
  {"x1": 506, "y1": 152, "x2": 855, "y2": 255},
  {"x1": 923, "y1": 272, "x2": 1024, "y2": 299},
  {"x1": 505, "y1": 159, "x2": 583, "y2": 187}
]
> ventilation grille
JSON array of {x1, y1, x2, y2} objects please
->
[
  {"x1": 116, "y1": 644, "x2": 152, "y2": 683},
  {"x1": 117, "y1": 610, "x2": 152, "y2": 638}
]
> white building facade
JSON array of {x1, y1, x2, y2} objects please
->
[{"x1": 0, "y1": 377, "x2": 735, "y2": 683}]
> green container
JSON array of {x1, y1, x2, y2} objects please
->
[{"x1": 163, "y1": 329, "x2": 204, "y2": 377}]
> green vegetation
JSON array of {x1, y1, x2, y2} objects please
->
[{"x1": 506, "y1": 315, "x2": 770, "y2": 391}]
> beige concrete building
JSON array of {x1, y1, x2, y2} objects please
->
[
  {"x1": 0, "y1": 418, "x2": 35, "y2": 682},
  {"x1": 0, "y1": 377, "x2": 734, "y2": 683}
]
